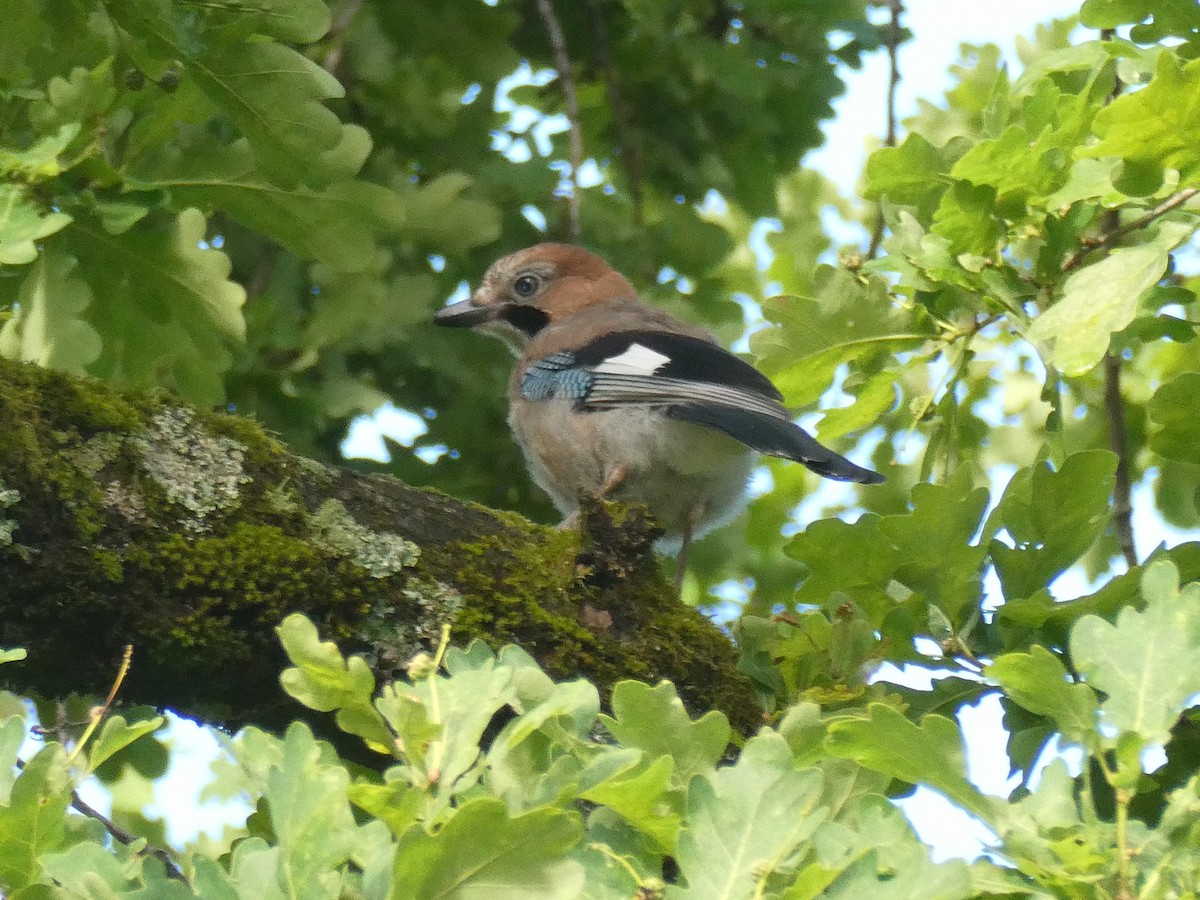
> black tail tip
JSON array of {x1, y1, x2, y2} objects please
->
[{"x1": 814, "y1": 460, "x2": 886, "y2": 485}]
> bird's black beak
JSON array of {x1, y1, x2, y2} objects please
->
[{"x1": 433, "y1": 297, "x2": 499, "y2": 328}]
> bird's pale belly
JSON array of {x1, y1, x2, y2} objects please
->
[{"x1": 509, "y1": 399, "x2": 756, "y2": 544}]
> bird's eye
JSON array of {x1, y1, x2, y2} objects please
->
[{"x1": 513, "y1": 273, "x2": 541, "y2": 298}]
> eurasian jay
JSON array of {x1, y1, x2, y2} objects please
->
[{"x1": 434, "y1": 243, "x2": 883, "y2": 578}]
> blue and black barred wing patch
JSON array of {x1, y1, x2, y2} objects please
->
[{"x1": 520, "y1": 351, "x2": 594, "y2": 401}]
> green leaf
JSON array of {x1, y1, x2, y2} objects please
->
[
  {"x1": 876, "y1": 474, "x2": 990, "y2": 627},
  {"x1": 950, "y1": 125, "x2": 1060, "y2": 205},
  {"x1": 208, "y1": 0, "x2": 331, "y2": 43},
  {"x1": 38, "y1": 841, "x2": 192, "y2": 898},
  {"x1": 486, "y1": 678, "x2": 599, "y2": 771},
  {"x1": 86, "y1": 714, "x2": 165, "y2": 774},
  {"x1": 824, "y1": 704, "x2": 995, "y2": 822},
  {"x1": 0, "y1": 184, "x2": 72, "y2": 265},
  {"x1": 599, "y1": 681, "x2": 729, "y2": 787},
  {"x1": 1078, "y1": 52, "x2": 1200, "y2": 183},
  {"x1": 129, "y1": 136, "x2": 407, "y2": 272},
  {"x1": 68, "y1": 208, "x2": 246, "y2": 405},
  {"x1": 109, "y1": 0, "x2": 348, "y2": 187},
  {"x1": 263, "y1": 722, "x2": 360, "y2": 897},
  {"x1": 0, "y1": 123, "x2": 81, "y2": 181},
  {"x1": 0, "y1": 649, "x2": 26, "y2": 664},
  {"x1": 987, "y1": 646, "x2": 1098, "y2": 748},
  {"x1": 753, "y1": 267, "x2": 929, "y2": 407},
  {"x1": 1070, "y1": 560, "x2": 1200, "y2": 746},
  {"x1": 784, "y1": 794, "x2": 972, "y2": 900},
  {"x1": 1027, "y1": 221, "x2": 1191, "y2": 375},
  {"x1": 0, "y1": 250, "x2": 102, "y2": 374},
  {"x1": 815, "y1": 372, "x2": 898, "y2": 442},
  {"x1": 277, "y1": 613, "x2": 393, "y2": 753},
  {"x1": 392, "y1": 173, "x2": 502, "y2": 252},
  {"x1": 0, "y1": 715, "x2": 26, "y2": 805},
  {"x1": 670, "y1": 732, "x2": 826, "y2": 899},
  {"x1": 931, "y1": 180, "x2": 1002, "y2": 256},
  {"x1": 0, "y1": 744, "x2": 71, "y2": 891},
  {"x1": 580, "y1": 751, "x2": 682, "y2": 852},
  {"x1": 377, "y1": 651, "x2": 516, "y2": 799},
  {"x1": 787, "y1": 516, "x2": 903, "y2": 624},
  {"x1": 987, "y1": 451, "x2": 1118, "y2": 601},
  {"x1": 392, "y1": 798, "x2": 584, "y2": 900},
  {"x1": 790, "y1": 470, "x2": 987, "y2": 628},
  {"x1": 348, "y1": 777, "x2": 423, "y2": 837},
  {"x1": 864, "y1": 133, "x2": 965, "y2": 217},
  {"x1": 1149, "y1": 372, "x2": 1200, "y2": 464}
]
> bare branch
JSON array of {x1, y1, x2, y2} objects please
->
[
  {"x1": 15, "y1": 758, "x2": 186, "y2": 881},
  {"x1": 321, "y1": 0, "x2": 365, "y2": 76},
  {"x1": 867, "y1": 0, "x2": 905, "y2": 259},
  {"x1": 583, "y1": 0, "x2": 645, "y2": 226},
  {"x1": 72, "y1": 786, "x2": 187, "y2": 881},
  {"x1": 534, "y1": 0, "x2": 583, "y2": 242}
]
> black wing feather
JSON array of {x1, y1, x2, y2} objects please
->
[
  {"x1": 519, "y1": 329, "x2": 884, "y2": 485},
  {"x1": 572, "y1": 330, "x2": 783, "y2": 400},
  {"x1": 667, "y1": 405, "x2": 885, "y2": 484}
]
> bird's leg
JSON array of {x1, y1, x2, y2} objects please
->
[
  {"x1": 674, "y1": 504, "x2": 701, "y2": 588},
  {"x1": 598, "y1": 465, "x2": 628, "y2": 498},
  {"x1": 558, "y1": 466, "x2": 628, "y2": 531}
]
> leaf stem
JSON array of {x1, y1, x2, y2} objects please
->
[
  {"x1": 1115, "y1": 787, "x2": 1133, "y2": 900},
  {"x1": 424, "y1": 624, "x2": 453, "y2": 785},
  {"x1": 67, "y1": 644, "x2": 132, "y2": 766}
]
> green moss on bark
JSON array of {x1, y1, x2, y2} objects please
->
[{"x1": 0, "y1": 358, "x2": 758, "y2": 733}]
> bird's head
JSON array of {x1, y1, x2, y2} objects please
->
[{"x1": 434, "y1": 243, "x2": 638, "y2": 351}]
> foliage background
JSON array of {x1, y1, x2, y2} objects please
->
[{"x1": 4, "y1": 0, "x2": 1200, "y2": 896}]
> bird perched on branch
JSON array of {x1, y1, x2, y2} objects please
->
[{"x1": 434, "y1": 243, "x2": 883, "y2": 580}]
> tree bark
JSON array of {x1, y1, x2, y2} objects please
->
[{"x1": 0, "y1": 359, "x2": 757, "y2": 733}]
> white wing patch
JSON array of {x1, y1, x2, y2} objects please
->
[{"x1": 592, "y1": 343, "x2": 671, "y2": 376}]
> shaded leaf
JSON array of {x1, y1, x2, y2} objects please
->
[
  {"x1": 1027, "y1": 221, "x2": 1191, "y2": 375},
  {"x1": 1070, "y1": 560, "x2": 1200, "y2": 747},
  {"x1": 393, "y1": 798, "x2": 584, "y2": 900},
  {"x1": 824, "y1": 704, "x2": 995, "y2": 822}
]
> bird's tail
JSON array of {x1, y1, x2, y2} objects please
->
[{"x1": 669, "y1": 404, "x2": 884, "y2": 484}]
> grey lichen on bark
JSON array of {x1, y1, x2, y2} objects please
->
[{"x1": 0, "y1": 359, "x2": 758, "y2": 733}]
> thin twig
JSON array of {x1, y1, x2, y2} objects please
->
[
  {"x1": 583, "y1": 0, "x2": 645, "y2": 226},
  {"x1": 534, "y1": 0, "x2": 583, "y2": 242},
  {"x1": 72, "y1": 785, "x2": 187, "y2": 881},
  {"x1": 1060, "y1": 187, "x2": 1200, "y2": 273},
  {"x1": 14, "y1": 758, "x2": 186, "y2": 881},
  {"x1": 68, "y1": 644, "x2": 132, "y2": 766},
  {"x1": 867, "y1": 0, "x2": 905, "y2": 259},
  {"x1": 1104, "y1": 353, "x2": 1137, "y2": 569},
  {"x1": 321, "y1": 0, "x2": 366, "y2": 75},
  {"x1": 1081, "y1": 27, "x2": 1141, "y2": 573}
]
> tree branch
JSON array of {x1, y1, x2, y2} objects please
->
[
  {"x1": 14, "y1": 757, "x2": 186, "y2": 881},
  {"x1": 1104, "y1": 352, "x2": 1138, "y2": 569},
  {"x1": 73, "y1": 785, "x2": 187, "y2": 881},
  {"x1": 0, "y1": 358, "x2": 757, "y2": 733},
  {"x1": 867, "y1": 0, "x2": 905, "y2": 260},
  {"x1": 534, "y1": 0, "x2": 584, "y2": 242},
  {"x1": 583, "y1": 0, "x2": 645, "y2": 226},
  {"x1": 1060, "y1": 187, "x2": 1200, "y2": 273},
  {"x1": 321, "y1": 0, "x2": 366, "y2": 76}
]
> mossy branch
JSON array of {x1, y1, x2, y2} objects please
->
[{"x1": 0, "y1": 359, "x2": 756, "y2": 733}]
